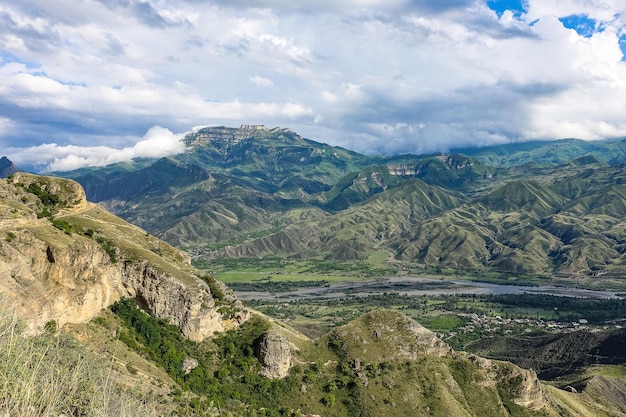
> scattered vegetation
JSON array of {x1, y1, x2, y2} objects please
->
[
  {"x1": 110, "y1": 299, "x2": 302, "y2": 415},
  {"x1": 51, "y1": 218, "x2": 75, "y2": 234},
  {"x1": 97, "y1": 237, "x2": 118, "y2": 263},
  {"x1": 25, "y1": 182, "x2": 60, "y2": 207},
  {"x1": 199, "y1": 274, "x2": 226, "y2": 302}
]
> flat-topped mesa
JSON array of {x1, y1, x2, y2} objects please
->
[
  {"x1": 240, "y1": 124, "x2": 268, "y2": 131},
  {"x1": 184, "y1": 124, "x2": 299, "y2": 148},
  {"x1": 186, "y1": 124, "x2": 271, "y2": 146}
]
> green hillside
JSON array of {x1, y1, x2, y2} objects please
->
[
  {"x1": 456, "y1": 138, "x2": 626, "y2": 167},
  {"x1": 56, "y1": 128, "x2": 626, "y2": 279},
  {"x1": 3, "y1": 166, "x2": 626, "y2": 416}
]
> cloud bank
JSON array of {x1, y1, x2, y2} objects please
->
[
  {"x1": 7, "y1": 126, "x2": 187, "y2": 172},
  {"x1": 0, "y1": 0, "x2": 625, "y2": 169}
]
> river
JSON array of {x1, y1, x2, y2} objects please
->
[{"x1": 233, "y1": 276, "x2": 622, "y2": 301}]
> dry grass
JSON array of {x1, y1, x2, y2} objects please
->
[{"x1": 0, "y1": 309, "x2": 160, "y2": 417}]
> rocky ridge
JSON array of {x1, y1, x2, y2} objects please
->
[
  {"x1": 186, "y1": 124, "x2": 286, "y2": 147},
  {"x1": 0, "y1": 173, "x2": 247, "y2": 339}
]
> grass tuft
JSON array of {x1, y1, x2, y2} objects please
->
[{"x1": 0, "y1": 308, "x2": 160, "y2": 417}]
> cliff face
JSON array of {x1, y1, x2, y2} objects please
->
[
  {"x1": 122, "y1": 260, "x2": 229, "y2": 342},
  {"x1": 0, "y1": 229, "x2": 121, "y2": 332},
  {"x1": 0, "y1": 173, "x2": 246, "y2": 339}
]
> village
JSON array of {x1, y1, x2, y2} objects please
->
[{"x1": 441, "y1": 312, "x2": 625, "y2": 342}]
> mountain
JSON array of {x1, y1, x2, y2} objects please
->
[
  {"x1": 0, "y1": 156, "x2": 19, "y2": 178},
  {"x1": 455, "y1": 138, "x2": 626, "y2": 167},
  {"x1": 219, "y1": 162, "x2": 626, "y2": 276},
  {"x1": 56, "y1": 128, "x2": 626, "y2": 278},
  {"x1": 60, "y1": 125, "x2": 369, "y2": 248},
  {"x1": 2, "y1": 173, "x2": 626, "y2": 416}
]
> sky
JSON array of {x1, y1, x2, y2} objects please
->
[{"x1": 1, "y1": 0, "x2": 626, "y2": 171}]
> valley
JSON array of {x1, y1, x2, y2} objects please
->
[
  {"x1": 2, "y1": 126, "x2": 626, "y2": 415},
  {"x1": 231, "y1": 275, "x2": 622, "y2": 302},
  {"x1": 62, "y1": 126, "x2": 626, "y2": 281}
]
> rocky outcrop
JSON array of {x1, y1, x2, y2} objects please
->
[
  {"x1": 0, "y1": 230, "x2": 123, "y2": 333},
  {"x1": 122, "y1": 261, "x2": 224, "y2": 341},
  {"x1": 511, "y1": 367, "x2": 545, "y2": 409},
  {"x1": 0, "y1": 174, "x2": 245, "y2": 340},
  {"x1": 256, "y1": 331, "x2": 299, "y2": 379},
  {"x1": 182, "y1": 358, "x2": 199, "y2": 375},
  {"x1": 466, "y1": 353, "x2": 545, "y2": 410}
]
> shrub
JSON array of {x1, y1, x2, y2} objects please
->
[
  {"x1": 200, "y1": 274, "x2": 225, "y2": 302},
  {"x1": 321, "y1": 393, "x2": 336, "y2": 407},
  {"x1": 97, "y1": 238, "x2": 118, "y2": 263},
  {"x1": 44, "y1": 320, "x2": 57, "y2": 334},
  {"x1": 26, "y1": 182, "x2": 60, "y2": 206},
  {"x1": 51, "y1": 219, "x2": 74, "y2": 235}
]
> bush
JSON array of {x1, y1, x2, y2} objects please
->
[
  {"x1": 44, "y1": 320, "x2": 57, "y2": 334},
  {"x1": 97, "y1": 238, "x2": 118, "y2": 263},
  {"x1": 200, "y1": 274, "x2": 225, "y2": 302},
  {"x1": 51, "y1": 219, "x2": 74, "y2": 235},
  {"x1": 26, "y1": 182, "x2": 60, "y2": 206},
  {"x1": 321, "y1": 393, "x2": 336, "y2": 407}
]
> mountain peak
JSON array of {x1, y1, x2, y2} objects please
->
[
  {"x1": 0, "y1": 156, "x2": 19, "y2": 178},
  {"x1": 185, "y1": 124, "x2": 294, "y2": 147}
]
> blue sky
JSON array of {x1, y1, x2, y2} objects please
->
[
  {"x1": 487, "y1": 0, "x2": 525, "y2": 17},
  {"x1": 1, "y1": 0, "x2": 626, "y2": 171}
]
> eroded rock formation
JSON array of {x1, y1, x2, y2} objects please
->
[
  {"x1": 0, "y1": 173, "x2": 245, "y2": 340},
  {"x1": 256, "y1": 331, "x2": 299, "y2": 379}
]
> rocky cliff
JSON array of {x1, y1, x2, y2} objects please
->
[{"x1": 0, "y1": 173, "x2": 246, "y2": 339}]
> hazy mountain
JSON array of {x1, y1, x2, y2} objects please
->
[
  {"x1": 0, "y1": 156, "x2": 19, "y2": 178},
  {"x1": 455, "y1": 138, "x2": 626, "y2": 167}
]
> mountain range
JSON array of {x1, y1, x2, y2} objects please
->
[
  {"x1": 2, "y1": 135, "x2": 626, "y2": 415},
  {"x1": 56, "y1": 125, "x2": 626, "y2": 280},
  {"x1": 0, "y1": 170, "x2": 615, "y2": 416}
]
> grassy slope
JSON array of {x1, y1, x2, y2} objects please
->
[{"x1": 0, "y1": 309, "x2": 162, "y2": 417}]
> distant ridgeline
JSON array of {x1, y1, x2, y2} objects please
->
[{"x1": 55, "y1": 128, "x2": 626, "y2": 278}]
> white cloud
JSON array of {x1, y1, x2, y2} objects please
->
[
  {"x1": 250, "y1": 75, "x2": 274, "y2": 87},
  {"x1": 0, "y1": 0, "x2": 626, "y2": 163},
  {"x1": 0, "y1": 117, "x2": 12, "y2": 136},
  {"x1": 7, "y1": 126, "x2": 188, "y2": 172}
]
